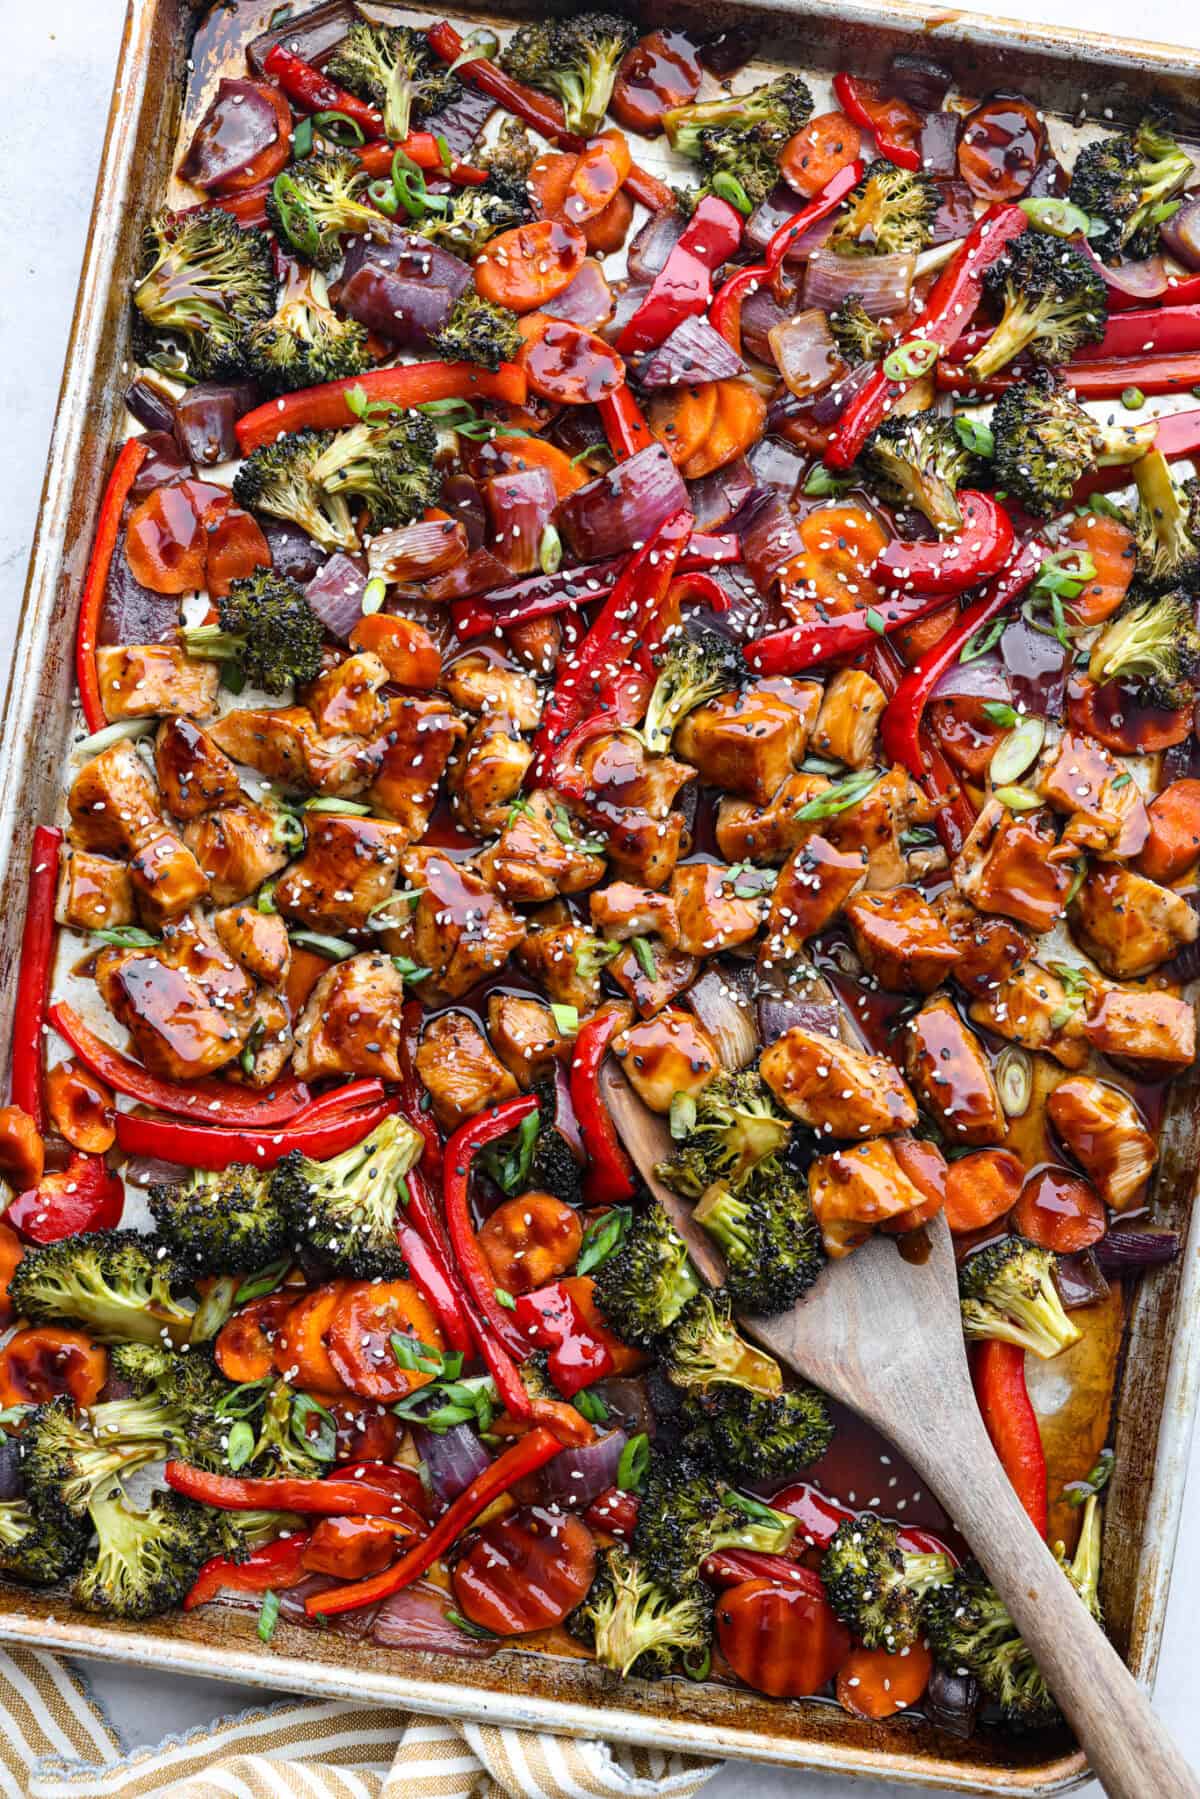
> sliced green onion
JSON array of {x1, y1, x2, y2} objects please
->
[
  {"x1": 314, "y1": 109, "x2": 365, "y2": 146},
  {"x1": 1063, "y1": 860, "x2": 1087, "y2": 909},
  {"x1": 291, "y1": 1391, "x2": 337, "y2": 1462},
  {"x1": 234, "y1": 1259, "x2": 291, "y2": 1305},
  {"x1": 995, "y1": 1046, "x2": 1032, "y2": 1117},
  {"x1": 990, "y1": 715, "x2": 1045, "y2": 785},
  {"x1": 1066, "y1": 1447, "x2": 1115, "y2": 1505},
  {"x1": 802, "y1": 464, "x2": 853, "y2": 498},
  {"x1": 226, "y1": 1420, "x2": 256, "y2": 1472},
  {"x1": 257, "y1": 879, "x2": 279, "y2": 916},
  {"x1": 367, "y1": 177, "x2": 400, "y2": 217},
  {"x1": 257, "y1": 1590, "x2": 281, "y2": 1643},
  {"x1": 575, "y1": 1206, "x2": 632, "y2": 1277},
  {"x1": 575, "y1": 1389, "x2": 609, "y2": 1425},
  {"x1": 291, "y1": 115, "x2": 314, "y2": 159},
  {"x1": 710, "y1": 171, "x2": 753, "y2": 214},
  {"x1": 992, "y1": 784, "x2": 1042, "y2": 812},
  {"x1": 270, "y1": 172, "x2": 322, "y2": 262},
  {"x1": 89, "y1": 925, "x2": 160, "y2": 948},
  {"x1": 794, "y1": 767, "x2": 882, "y2": 821},
  {"x1": 303, "y1": 796, "x2": 371, "y2": 815},
  {"x1": 493, "y1": 1287, "x2": 516, "y2": 1311},
  {"x1": 392, "y1": 955, "x2": 431, "y2": 983},
  {"x1": 391, "y1": 1333, "x2": 445, "y2": 1375},
  {"x1": 289, "y1": 930, "x2": 357, "y2": 961},
  {"x1": 1121, "y1": 386, "x2": 1146, "y2": 411},
  {"x1": 682, "y1": 1646, "x2": 712, "y2": 1681},
  {"x1": 445, "y1": 1606, "x2": 500, "y2": 1639},
  {"x1": 539, "y1": 524, "x2": 563, "y2": 576},
  {"x1": 362, "y1": 575, "x2": 387, "y2": 615},
  {"x1": 551, "y1": 1002, "x2": 580, "y2": 1035},
  {"x1": 72, "y1": 717, "x2": 156, "y2": 759},
  {"x1": 954, "y1": 415, "x2": 995, "y2": 457},
  {"x1": 449, "y1": 27, "x2": 499, "y2": 71},
  {"x1": 617, "y1": 1432, "x2": 650, "y2": 1492},
  {"x1": 981, "y1": 701, "x2": 1019, "y2": 728},
  {"x1": 882, "y1": 337, "x2": 941, "y2": 382},
  {"x1": 1018, "y1": 196, "x2": 1094, "y2": 238},
  {"x1": 959, "y1": 618, "x2": 1006, "y2": 664},
  {"x1": 865, "y1": 608, "x2": 886, "y2": 636},
  {"x1": 631, "y1": 935, "x2": 657, "y2": 981}
]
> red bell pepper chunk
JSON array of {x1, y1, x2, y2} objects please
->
[
  {"x1": 970, "y1": 1340, "x2": 1048, "y2": 1537},
  {"x1": 165, "y1": 1462, "x2": 429, "y2": 1521},
  {"x1": 569, "y1": 1004, "x2": 637, "y2": 1207},
  {"x1": 333, "y1": 1460, "x2": 430, "y2": 1518},
  {"x1": 289, "y1": 1078, "x2": 386, "y2": 1124},
  {"x1": 701, "y1": 1551, "x2": 824, "y2": 1593},
  {"x1": 306, "y1": 1426, "x2": 563, "y2": 1615},
  {"x1": 262, "y1": 43, "x2": 384, "y2": 136},
  {"x1": 113, "y1": 1096, "x2": 398, "y2": 1172},
  {"x1": 938, "y1": 349, "x2": 1200, "y2": 401},
  {"x1": 513, "y1": 1281, "x2": 616, "y2": 1396},
  {"x1": 76, "y1": 439, "x2": 147, "y2": 735},
  {"x1": 617, "y1": 195, "x2": 743, "y2": 355},
  {"x1": 584, "y1": 1484, "x2": 640, "y2": 1537},
  {"x1": 355, "y1": 135, "x2": 488, "y2": 186},
  {"x1": 825, "y1": 203, "x2": 1029, "y2": 468},
  {"x1": 185, "y1": 1532, "x2": 311, "y2": 1611},
  {"x1": 770, "y1": 1481, "x2": 858, "y2": 1548},
  {"x1": 747, "y1": 586, "x2": 969, "y2": 678},
  {"x1": 832, "y1": 73, "x2": 922, "y2": 171},
  {"x1": 873, "y1": 492, "x2": 1015, "y2": 598},
  {"x1": 11, "y1": 826, "x2": 62, "y2": 1130},
  {"x1": 396, "y1": 1217, "x2": 473, "y2": 1356},
  {"x1": 709, "y1": 161, "x2": 862, "y2": 355},
  {"x1": 7, "y1": 1151, "x2": 124, "y2": 1245},
  {"x1": 599, "y1": 386, "x2": 655, "y2": 458},
  {"x1": 235, "y1": 361, "x2": 528, "y2": 455},
  {"x1": 1073, "y1": 303, "x2": 1200, "y2": 362}
]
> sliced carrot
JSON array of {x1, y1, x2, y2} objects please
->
[
  {"x1": 0, "y1": 1107, "x2": 44, "y2": 1192},
  {"x1": 350, "y1": 614, "x2": 441, "y2": 688},
  {"x1": 894, "y1": 604, "x2": 956, "y2": 664},
  {"x1": 527, "y1": 151, "x2": 578, "y2": 220},
  {"x1": 648, "y1": 381, "x2": 718, "y2": 467},
  {"x1": 682, "y1": 379, "x2": 767, "y2": 479},
  {"x1": 1137, "y1": 778, "x2": 1200, "y2": 884},
  {"x1": 583, "y1": 188, "x2": 635, "y2": 255},
  {"x1": 273, "y1": 1282, "x2": 354, "y2": 1396},
  {"x1": 473, "y1": 434, "x2": 588, "y2": 501},
  {"x1": 944, "y1": 1149, "x2": 1025, "y2": 1235},
  {"x1": 1059, "y1": 511, "x2": 1137, "y2": 626},
  {"x1": 285, "y1": 947, "x2": 331, "y2": 1018},
  {"x1": 216, "y1": 1292, "x2": 297, "y2": 1384},
  {"x1": 475, "y1": 219, "x2": 587, "y2": 314},
  {"x1": 0, "y1": 1223, "x2": 25, "y2": 1331},
  {"x1": 0, "y1": 1326, "x2": 107, "y2": 1408},
  {"x1": 46, "y1": 1061, "x2": 115, "y2": 1154},
  {"x1": 836, "y1": 1640, "x2": 934, "y2": 1720},
  {"x1": 566, "y1": 131, "x2": 632, "y2": 222},
  {"x1": 478, "y1": 1192, "x2": 584, "y2": 1296},
  {"x1": 205, "y1": 508, "x2": 272, "y2": 600},
  {"x1": 786, "y1": 502, "x2": 889, "y2": 615},
  {"x1": 1011, "y1": 1168, "x2": 1107, "y2": 1253},
  {"x1": 326, "y1": 1280, "x2": 444, "y2": 1401},
  {"x1": 780, "y1": 111, "x2": 863, "y2": 198}
]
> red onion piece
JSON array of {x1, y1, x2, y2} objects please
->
[
  {"x1": 931, "y1": 648, "x2": 1010, "y2": 702},
  {"x1": 441, "y1": 472, "x2": 488, "y2": 551},
  {"x1": 339, "y1": 229, "x2": 472, "y2": 346},
  {"x1": 0, "y1": 1442, "x2": 23, "y2": 1504},
  {"x1": 804, "y1": 251, "x2": 915, "y2": 320},
  {"x1": 746, "y1": 182, "x2": 805, "y2": 255},
  {"x1": 699, "y1": 24, "x2": 758, "y2": 77},
  {"x1": 686, "y1": 964, "x2": 759, "y2": 1068},
  {"x1": 737, "y1": 284, "x2": 790, "y2": 367},
  {"x1": 129, "y1": 431, "x2": 190, "y2": 499},
  {"x1": 175, "y1": 381, "x2": 258, "y2": 467},
  {"x1": 1075, "y1": 238, "x2": 1171, "y2": 308},
  {"x1": 98, "y1": 536, "x2": 180, "y2": 647},
  {"x1": 373, "y1": 1580, "x2": 501, "y2": 1656},
  {"x1": 746, "y1": 435, "x2": 807, "y2": 496},
  {"x1": 757, "y1": 991, "x2": 840, "y2": 1046},
  {"x1": 419, "y1": 84, "x2": 495, "y2": 160},
  {"x1": 740, "y1": 490, "x2": 804, "y2": 596},
  {"x1": 924, "y1": 1665, "x2": 979, "y2": 1739},
  {"x1": 1159, "y1": 195, "x2": 1200, "y2": 270},
  {"x1": 263, "y1": 520, "x2": 326, "y2": 585},
  {"x1": 1027, "y1": 156, "x2": 1071, "y2": 199},
  {"x1": 887, "y1": 54, "x2": 952, "y2": 110},
  {"x1": 368, "y1": 519, "x2": 469, "y2": 584},
  {"x1": 769, "y1": 309, "x2": 845, "y2": 399},
  {"x1": 918, "y1": 113, "x2": 961, "y2": 178},
  {"x1": 627, "y1": 209, "x2": 687, "y2": 283},
  {"x1": 484, "y1": 466, "x2": 559, "y2": 576},
  {"x1": 539, "y1": 1429, "x2": 628, "y2": 1508},
  {"x1": 931, "y1": 177, "x2": 977, "y2": 244},
  {"x1": 603, "y1": 283, "x2": 651, "y2": 346},
  {"x1": 179, "y1": 80, "x2": 283, "y2": 191},
  {"x1": 687, "y1": 457, "x2": 755, "y2": 531},
  {"x1": 588, "y1": 1377, "x2": 655, "y2": 1439},
  {"x1": 1054, "y1": 1249, "x2": 1111, "y2": 1310},
  {"x1": 278, "y1": 1575, "x2": 377, "y2": 1636},
  {"x1": 414, "y1": 1421, "x2": 492, "y2": 1500},
  {"x1": 247, "y1": 0, "x2": 357, "y2": 72},
  {"x1": 1094, "y1": 1228, "x2": 1181, "y2": 1272},
  {"x1": 558, "y1": 444, "x2": 689, "y2": 561},
  {"x1": 403, "y1": 545, "x2": 512, "y2": 602},
  {"x1": 305, "y1": 552, "x2": 369, "y2": 640},
  {"x1": 122, "y1": 1154, "x2": 191, "y2": 1188},
  {"x1": 125, "y1": 376, "x2": 177, "y2": 436},
  {"x1": 779, "y1": 212, "x2": 839, "y2": 265},
  {"x1": 637, "y1": 315, "x2": 747, "y2": 388},
  {"x1": 545, "y1": 260, "x2": 614, "y2": 330},
  {"x1": 1001, "y1": 615, "x2": 1066, "y2": 716}
]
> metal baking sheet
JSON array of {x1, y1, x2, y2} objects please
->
[{"x1": 4, "y1": 0, "x2": 1200, "y2": 1786}]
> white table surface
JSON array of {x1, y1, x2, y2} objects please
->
[{"x1": 4, "y1": 1, "x2": 1200, "y2": 1790}]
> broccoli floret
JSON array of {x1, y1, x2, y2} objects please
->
[
  {"x1": 830, "y1": 159, "x2": 939, "y2": 258},
  {"x1": 73, "y1": 1487, "x2": 220, "y2": 1620},
  {"x1": 147, "y1": 1160, "x2": 292, "y2": 1277},
  {"x1": 8, "y1": 1231, "x2": 194, "y2": 1346},
  {"x1": 481, "y1": 118, "x2": 539, "y2": 186},
  {"x1": 864, "y1": 412, "x2": 984, "y2": 536},
  {"x1": 1086, "y1": 586, "x2": 1200, "y2": 710},
  {"x1": 681, "y1": 1382, "x2": 834, "y2": 1481},
  {"x1": 821, "y1": 1512, "x2": 954, "y2": 1651},
  {"x1": 233, "y1": 428, "x2": 356, "y2": 551},
  {"x1": 133, "y1": 209, "x2": 275, "y2": 381},
  {"x1": 655, "y1": 1071, "x2": 791, "y2": 1201},
  {"x1": 501, "y1": 14, "x2": 638, "y2": 137},
  {"x1": 1069, "y1": 113, "x2": 1194, "y2": 263},
  {"x1": 246, "y1": 269, "x2": 370, "y2": 395},
  {"x1": 311, "y1": 413, "x2": 442, "y2": 531},
  {"x1": 528, "y1": 1080, "x2": 584, "y2": 1206},
  {"x1": 829, "y1": 296, "x2": 886, "y2": 367},
  {"x1": 432, "y1": 287, "x2": 523, "y2": 371},
  {"x1": 247, "y1": 1380, "x2": 329, "y2": 1479},
  {"x1": 591, "y1": 1203, "x2": 700, "y2": 1347},
  {"x1": 182, "y1": 570, "x2": 325, "y2": 696},
  {"x1": 659, "y1": 1291, "x2": 784, "y2": 1397},
  {"x1": 664, "y1": 74, "x2": 813, "y2": 166},
  {"x1": 267, "y1": 150, "x2": 384, "y2": 271},
  {"x1": 19, "y1": 1398, "x2": 169, "y2": 1524},
  {"x1": 691, "y1": 123, "x2": 789, "y2": 213},
  {"x1": 1128, "y1": 446, "x2": 1200, "y2": 592},
  {"x1": 692, "y1": 1152, "x2": 825, "y2": 1316},
  {"x1": 106, "y1": 1342, "x2": 230, "y2": 1459},
  {"x1": 419, "y1": 173, "x2": 531, "y2": 260},
  {"x1": 569, "y1": 1546, "x2": 712, "y2": 1678},
  {"x1": 966, "y1": 233, "x2": 1107, "y2": 380},
  {"x1": 270, "y1": 1113, "x2": 424, "y2": 1278},
  {"x1": 0, "y1": 1498, "x2": 89, "y2": 1586},
  {"x1": 990, "y1": 370, "x2": 1157, "y2": 518},
  {"x1": 633, "y1": 1453, "x2": 796, "y2": 1595},
  {"x1": 640, "y1": 629, "x2": 746, "y2": 755},
  {"x1": 959, "y1": 1236, "x2": 1082, "y2": 1360},
  {"x1": 324, "y1": 20, "x2": 458, "y2": 140}
]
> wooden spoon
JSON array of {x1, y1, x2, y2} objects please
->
[{"x1": 601, "y1": 1063, "x2": 1198, "y2": 1799}]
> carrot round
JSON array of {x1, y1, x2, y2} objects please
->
[
  {"x1": 216, "y1": 1292, "x2": 297, "y2": 1384},
  {"x1": 474, "y1": 433, "x2": 588, "y2": 501},
  {"x1": 780, "y1": 111, "x2": 863, "y2": 198},
  {"x1": 0, "y1": 1326, "x2": 107, "y2": 1409},
  {"x1": 0, "y1": 1223, "x2": 25, "y2": 1331},
  {"x1": 648, "y1": 382, "x2": 718, "y2": 467},
  {"x1": 944, "y1": 1149, "x2": 1025, "y2": 1235},
  {"x1": 1011, "y1": 1168, "x2": 1107, "y2": 1254},
  {"x1": 681, "y1": 380, "x2": 767, "y2": 479},
  {"x1": 565, "y1": 131, "x2": 632, "y2": 222},
  {"x1": 583, "y1": 188, "x2": 635, "y2": 255},
  {"x1": 1059, "y1": 511, "x2": 1137, "y2": 626},
  {"x1": 837, "y1": 1640, "x2": 934, "y2": 1719},
  {"x1": 1138, "y1": 778, "x2": 1200, "y2": 884},
  {"x1": 273, "y1": 1283, "x2": 354, "y2": 1396}
]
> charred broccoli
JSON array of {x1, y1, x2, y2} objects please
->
[
  {"x1": 246, "y1": 269, "x2": 370, "y2": 394},
  {"x1": 664, "y1": 74, "x2": 813, "y2": 166},
  {"x1": 271, "y1": 1113, "x2": 424, "y2": 1278},
  {"x1": 267, "y1": 150, "x2": 385, "y2": 271},
  {"x1": 431, "y1": 286, "x2": 523, "y2": 371},
  {"x1": 0, "y1": 1498, "x2": 88, "y2": 1586},
  {"x1": 73, "y1": 1487, "x2": 220, "y2": 1620},
  {"x1": 655, "y1": 1071, "x2": 791, "y2": 1201},
  {"x1": 864, "y1": 412, "x2": 984, "y2": 536},
  {"x1": 247, "y1": 1380, "x2": 330, "y2": 1479},
  {"x1": 133, "y1": 209, "x2": 275, "y2": 381},
  {"x1": 692, "y1": 1152, "x2": 825, "y2": 1315},
  {"x1": 20, "y1": 1397, "x2": 171, "y2": 1524},
  {"x1": 821, "y1": 1512, "x2": 955, "y2": 1650},
  {"x1": 966, "y1": 232, "x2": 1107, "y2": 379},
  {"x1": 233, "y1": 428, "x2": 357, "y2": 551},
  {"x1": 829, "y1": 295, "x2": 887, "y2": 367},
  {"x1": 1086, "y1": 587, "x2": 1200, "y2": 708},
  {"x1": 990, "y1": 370, "x2": 1157, "y2": 517},
  {"x1": 681, "y1": 1383, "x2": 835, "y2": 1482},
  {"x1": 659, "y1": 1291, "x2": 783, "y2": 1396},
  {"x1": 311, "y1": 412, "x2": 441, "y2": 531},
  {"x1": 8, "y1": 1231, "x2": 194, "y2": 1346},
  {"x1": 959, "y1": 1237, "x2": 1081, "y2": 1359},
  {"x1": 148, "y1": 1160, "x2": 292, "y2": 1277},
  {"x1": 830, "y1": 159, "x2": 939, "y2": 258},
  {"x1": 633, "y1": 1453, "x2": 796, "y2": 1595},
  {"x1": 591, "y1": 1203, "x2": 701, "y2": 1347},
  {"x1": 1069, "y1": 112, "x2": 1194, "y2": 263},
  {"x1": 324, "y1": 20, "x2": 458, "y2": 139},
  {"x1": 569, "y1": 1546, "x2": 711, "y2": 1678},
  {"x1": 418, "y1": 175, "x2": 531, "y2": 260},
  {"x1": 500, "y1": 14, "x2": 638, "y2": 137},
  {"x1": 481, "y1": 118, "x2": 539, "y2": 185},
  {"x1": 640, "y1": 629, "x2": 747, "y2": 755},
  {"x1": 107, "y1": 1342, "x2": 230, "y2": 1456},
  {"x1": 1127, "y1": 446, "x2": 1200, "y2": 591},
  {"x1": 181, "y1": 571, "x2": 324, "y2": 697}
]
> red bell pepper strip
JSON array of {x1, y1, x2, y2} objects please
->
[
  {"x1": 970, "y1": 1340, "x2": 1048, "y2": 1537},
  {"x1": 7, "y1": 1151, "x2": 124, "y2": 1244},
  {"x1": 938, "y1": 349, "x2": 1200, "y2": 400},
  {"x1": 1073, "y1": 303, "x2": 1200, "y2": 361},
  {"x1": 874, "y1": 492, "x2": 1015, "y2": 598},
  {"x1": 569, "y1": 1003, "x2": 637, "y2": 1207},
  {"x1": 869, "y1": 639, "x2": 977, "y2": 858},
  {"x1": 290, "y1": 1078, "x2": 386, "y2": 1125},
  {"x1": 825, "y1": 203, "x2": 1029, "y2": 468},
  {"x1": 617, "y1": 195, "x2": 743, "y2": 355},
  {"x1": 355, "y1": 135, "x2": 488, "y2": 185},
  {"x1": 1162, "y1": 272, "x2": 1200, "y2": 307},
  {"x1": 832, "y1": 73, "x2": 922, "y2": 172},
  {"x1": 879, "y1": 538, "x2": 1043, "y2": 780},
  {"x1": 305, "y1": 1426, "x2": 563, "y2": 1616},
  {"x1": 404, "y1": 1163, "x2": 531, "y2": 1377},
  {"x1": 444, "y1": 1097, "x2": 538, "y2": 1410},
  {"x1": 334, "y1": 1460, "x2": 430, "y2": 1518},
  {"x1": 424, "y1": 21, "x2": 674, "y2": 215},
  {"x1": 709, "y1": 161, "x2": 863, "y2": 354},
  {"x1": 76, "y1": 439, "x2": 147, "y2": 735},
  {"x1": 701, "y1": 1551, "x2": 823, "y2": 1593},
  {"x1": 584, "y1": 1484, "x2": 639, "y2": 1536},
  {"x1": 165, "y1": 1462, "x2": 429, "y2": 1521},
  {"x1": 236, "y1": 361, "x2": 528, "y2": 455},
  {"x1": 204, "y1": 181, "x2": 272, "y2": 226},
  {"x1": 262, "y1": 43, "x2": 384, "y2": 137},
  {"x1": 513, "y1": 1282, "x2": 616, "y2": 1396},
  {"x1": 11, "y1": 826, "x2": 61, "y2": 1129},
  {"x1": 396, "y1": 1217, "x2": 473, "y2": 1357},
  {"x1": 682, "y1": 531, "x2": 740, "y2": 567},
  {"x1": 399, "y1": 1000, "x2": 442, "y2": 1183},
  {"x1": 184, "y1": 1533, "x2": 311, "y2": 1611},
  {"x1": 599, "y1": 387, "x2": 655, "y2": 458},
  {"x1": 113, "y1": 1096, "x2": 397, "y2": 1172},
  {"x1": 747, "y1": 585, "x2": 973, "y2": 677}
]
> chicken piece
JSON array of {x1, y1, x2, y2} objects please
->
[
  {"x1": 479, "y1": 793, "x2": 606, "y2": 904},
  {"x1": 715, "y1": 773, "x2": 831, "y2": 866},
  {"x1": 487, "y1": 993, "x2": 566, "y2": 1088},
  {"x1": 675, "y1": 683, "x2": 811, "y2": 804},
  {"x1": 761, "y1": 835, "x2": 868, "y2": 960},
  {"x1": 57, "y1": 849, "x2": 135, "y2": 932},
  {"x1": 669, "y1": 862, "x2": 767, "y2": 957},
  {"x1": 589, "y1": 882, "x2": 680, "y2": 947},
  {"x1": 760, "y1": 1026, "x2": 917, "y2": 1139},
  {"x1": 96, "y1": 644, "x2": 220, "y2": 723},
  {"x1": 1046, "y1": 1075, "x2": 1156, "y2": 1210},
  {"x1": 577, "y1": 733, "x2": 696, "y2": 820},
  {"x1": 905, "y1": 996, "x2": 1006, "y2": 1146},
  {"x1": 967, "y1": 963, "x2": 1091, "y2": 1070},
  {"x1": 808, "y1": 1139, "x2": 928, "y2": 1258},
  {"x1": 507, "y1": 612, "x2": 560, "y2": 676},
  {"x1": 183, "y1": 803, "x2": 292, "y2": 906},
  {"x1": 293, "y1": 952, "x2": 409, "y2": 1081},
  {"x1": 449, "y1": 717, "x2": 534, "y2": 835},
  {"x1": 820, "y1": 768, "x2": 933, "y2": 891},
  {"x1": 933, "y1": 890, "x2": 1031, "y2": 997},
  {"x1": 517, "y1": 909, "x2": 608, "y2": 1015},
  {"x1": 844, "y1": 887, "x2": 959, "y2": 994},
  {"x1": 443, "y1": 653, "x2": 542, "y2": 731},
  {"x1": 304, "y1": 652, "x2": 392, "y2": 739},
  {"x1": 95, "y1": 923, "x2": 257, "y2": 1079},
  {"x1": 67, "y1": 740, "x2": 161, "y2": 855},
  {"x1": 1035, "y1": 732, "x2": 1149, "y2": 863},
  {"x1": 154, "y1": 719, "x2": 242, "y2": 820},
  {"x1": 953, "y1": 799, "x2": 1070, "y2": 933},
  {"x1": 365, "y1": 696, "x2": 467, "y2": 837},
  {"x1": 208, "y1": 706, "x2": 377, "y2": 795},
  {"x1": 599, "y1": 808, "x2": 688, "y2": 891},
  {"x1": 612, "y1": 1008, "x2": 719, "y2": 1114},
  {"x1": 213, "y1": 904, "x2": 291, "y2": 989},
  {"x1": 1069, "y1": 864, "x2": 1199, "y2": 979},
  {"x1": 404, "y1": 849, "x2": 525, "y2": 1003},
  {"x1": 1085, "y1": 985, "x2": 1196, "y2": 1076},
  {"x1": 608, "y1": 943, "x2": 699, "y2": 1018},
  {"x1": 415, "y1": 1010, "x2": 520, "y2": 1130},
  {"x1": 237, "y1": 992, "x2": 294, "y2": 1088},
  {"x1": 128, "y1": 830, "x2": 210, "y2": 925},
  {"x1": 809, "y1": 668, "x2": 887, "y2": 768},
  {"x1": 274, "y1": 812, "x2": 409, "y2": 935}
]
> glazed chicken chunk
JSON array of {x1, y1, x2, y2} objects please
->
[
  {"x1": 1046, "y1": 1075, "x2": 1157, "y2": 1210},
  {"x1": 292, "y1": 952, "x2": 409, "y2": 1081},
  {"x1": 403, "y1": 849, "x2": 525, "y2": 1004},
  {"x1": 809, "y1": 668, "x2": 887, "y2": 769},
  {"x1": 954, "y1": 800, "x2": 1070, "y2": 933},
  {"x1": 127, "y1": 828, "x2": 210, "y2": 925},
  {"x1": 212, "y1": 903, "x2": 291, "y2": 989},
  {"x1": 967, "y1": 963, "x2": 1091, "y2": 1069},
  {"x1": 415, "y1": 1010, "x2": 519, "y2": 1129},
  {"x1": 844, "y1": 887, "x2": 959, "y2": 994},
  {"x1": 808, "y1": 1139, "x2": 930, "y2": 1258},
  {"x1": 449, "y1": 718, "x2": 534, "y2": 836},
  {"x1": 365, "y1": 696, "x2": 467, "y2": 838},
  {"x1": 95, "y1": 921, "x2": 257, "y2": 1079},
  {"x1": 96, "y1": 644, "x2": 219, "y2": 722},
  {"x1": 933, "y1": 890, "x2": 1031, "y2": 996},
  {"x1": 670, "y1": 862, "x2": 768, "y2": 957},
  {"x1": 480, "y1": 792, "x2": 606, "y2": 904},
  {"x1": 207, "y1": 706, "x2": 377, "y2": 795},
  {"x1": 1084, "y1": 985, "x2": 1197, "y2": 1076},
  {"x1": 57, "y1": 848, "x2": 135, "y2": 932},
  {"x1": 1069, "y1": 865, "x2": 1199, "y2": 979},
  {"x1": 760, "y1": 1025, "x2": 917, "y2": 1139},
  {"x1": 183, "y1": 802, "x2": 291, "y2": 906},
  {"x1": 67, "y1": 740, "x2": 162, "y2": 855},
  {"x1": 612, "y1": 1007, "x2": 719, "y2": 1113},
  {"x1": 760, "y1": 835, "x2": 868, "y2": 959},
  {"x1": 1034, "y1": 731, "x2": 1149, "y2": 863},
  {"x1": 486, "y1": 993, "x2": 566, "y2": 1088},
  {"x1": 274, "y1": 812, "x2": 410, "y2": 935},
  {"x1": 154, "y1": 719, "x2": 242, "y2": 820},
  {"x1": 905, "y1": 996, "x2": 1006, "y2": 1145},
  {"x1": 303, "y1": 651, "x2": 391, "y2": 739},
  {"x1": 443, "y1": 653, "x2": 542, "y2": 731},
  {"x1": 675, "y1": 682, "x2": 813, "y2": 804},
  {"x1": 589, "y1": 881, "x2": 680, "y2": 947},
  {"x1": 517, "y1": 908, "x2": 609, "y2": 1015}
]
